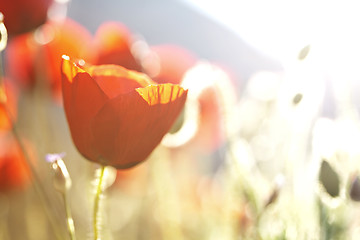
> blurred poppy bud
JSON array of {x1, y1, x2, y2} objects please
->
[
  {"x1": 0, "y1": 0, "x2": 53, "y2": 36},
  {"x1": 46, "y1": 152, "x2": 71, "y2": 193}
]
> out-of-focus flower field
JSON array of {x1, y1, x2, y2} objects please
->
[{"x1": 1, "y1": 0, "x2": 360, "y2": 240}]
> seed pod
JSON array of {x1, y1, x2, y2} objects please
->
[
  {"x1": 349, "y1": 174, "x2": 360, "y2": 202},
  {"x1": 292, "y1": 93, "x2": 303, "y2": 105},
  {"x1": 298, "y1": 44, "x2": 311, "y2": 60},
  {"x1": 319, "y1": 160, "x2": 340, "y2": 198}
]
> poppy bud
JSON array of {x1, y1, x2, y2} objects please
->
[{"x1": 46, "y1": 153, "x2": 71, "y2": 193}]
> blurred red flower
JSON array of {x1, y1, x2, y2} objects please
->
[
  {"x1": 0, "y1": 80, "x2": 18, "y2": 130},
  {"x1": 5, "y1": 18, "x2": 94, "y2": 103},
  {"x1": 195, "y1": 84, "x2": 226, "y2": 152},
  {"x1": 42, "y1": 19, "x2": 94, "y2": 102},
  {"x1": 0, "y1": 133, "x2": 32, "y2": 192},
  {"x1": 5, "y1": 19, "x2": 146, "y2": 104},
  {"x1": 5, "y1": 33, "x2": 38, "y2": 90},
  {"x1": 93, "y1": 21, "x2": 142, "y2": 71},
  {"x1": 146, "y1": 45, "x2": 236, "y2": 153},
  {"x1": 61, "y1": 56, "x2": 188, "y2": 169},
  {"x1": 0, "y1": 0, "x2": 53, "y2": 36},
  {"x1": 144, "y1": 44, "x2": 197, "y2": 84},
  {"x1": 186, "y1": 63, "x2": 237, "y2": 153}
]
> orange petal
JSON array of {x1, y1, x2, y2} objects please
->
[
  {"x1": 61, "y1": 56, "x2": 109, "y2": 161},
  {"x1": 86, "y1": 64, "x2": 155, "y2": 98},
  {"x1": 90, "y1": 84, "x2": 188, "y2": 169}
]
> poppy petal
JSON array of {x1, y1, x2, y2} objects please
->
[
  {"x1": 85, "y1": 64, "x2": 155, "y2": 98},
  {"x1": 61, "y1": 56, "x2": 109, "y2": 161},
  {"x1": 90, "y1": 84, "x2": 188, "y2": 169}
]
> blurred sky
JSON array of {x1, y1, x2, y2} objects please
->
[
  {"x1": 66, "y1": 0, "x2": 360, "y2": 111},
  {"x1": 180, "y1": 0, "x2": 360, "y2": 116},
  {"x1": 66, "y1": 0, "x2": 283, "y2": 89},
  {"x1": 183, "y1": 0, "x2": 360, "y2": 65}
]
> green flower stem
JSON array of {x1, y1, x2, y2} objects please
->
[
  {"x1": 63, "y1": 191, "x2": 76, "y2": 240},
  {"x1": 93, "y1": 165, "x2": 106, "y2": 240}
]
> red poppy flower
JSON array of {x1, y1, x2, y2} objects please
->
[
  {"x1": 0, "y1": 133, "x2": 32, "y2": 192},
  {"x1": 5, "y1": 18, "x2": 94, "y2": 103},
  {"x1": 0, "y1": 0, "x2": 53, "y2": 36},
  {"x1": 42, "y1": 19, "x2": 94, "y2": 102},
  {"x1": 5, "y1": 33, "x2": 38, "y2": 90},
  {"x1": 162, "y1": 62, "x2": 237, "y2": 153},
  {"x1": 61, "y1": 56, "x2": 188, "y2": 169},
  {"x1": 195, "y1": 85, "x2": 226, "y2": 152},
  {"x1": 188, "y1": 64, "x2": 237, "y2": 152},
  {"x1": 93, "y1": 22, "x2": 142, "y2": 72},
  {"x1": 6, "y1": 19, "x2": 143, "y2": 104},
  {"x1": 142, "y1": 44, "x2": 228, "y2": 152}
]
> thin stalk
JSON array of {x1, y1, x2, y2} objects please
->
[
  {"x1": 63, "y1": 191, "x2": 76, "y2": 240},
  {"x1": 93, "y1": 165, "x2": 106, "y2": 240}
]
